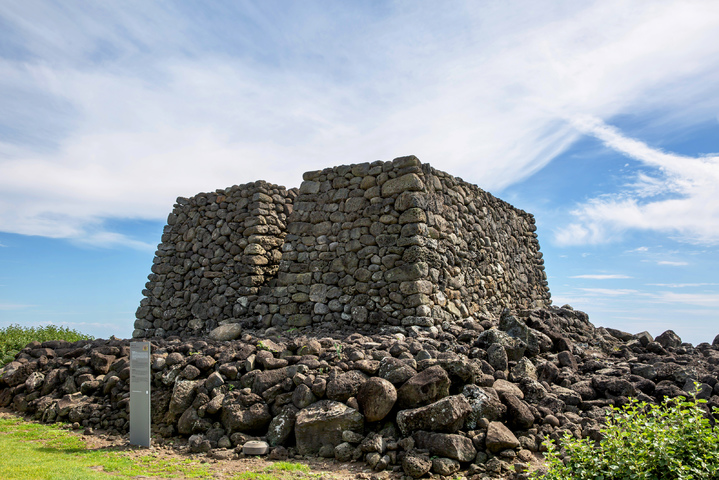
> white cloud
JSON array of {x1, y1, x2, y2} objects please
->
[
  {"x1": 570, "y1": 274, "x2": 632, "y2": 279},
  {"x1": 647, "y1": 283, "x2": 719, "y2": 288},
  {"x1": 556, "y1": 116, "x2": 719, "y2": 246},
  {"x1": 0, "y1": 303, "x2": 35, "y2": 310},
  {"x1": 654, "y1": 292, "x2": 719, "y2": 308},
  {"x1": 1, "y1": 1, "x2": 719, "y2": 242},
  {"x1": 656, "y1": 260, "x2": 689, "y2": 266},
  {"x1": 578, "y1": 288, "x2": 641, "y2": 296}
]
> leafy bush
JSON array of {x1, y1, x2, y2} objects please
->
[
  {"x1": 0, "y1": 324, "x2": 94, "y2": 367},
  {"x1": 536, "y1": 391, "x2": 719, "y2": 480}
]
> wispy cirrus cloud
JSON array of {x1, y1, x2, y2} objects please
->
[
  {"x1": 654, "y1": 292, "x2": 719, "y2": 308},
  {"x1": 655, "y1": 260, "x2": 689, "y2": 266},
  {"x1": 1, "y1": 1, "x2": 719, "y2": 244},
  {"x1": 570, "y1": 274, "x2": 632, "y2": 279},
  {"x1": 0, "y1": 303, "x2": 35, "y2": 310},
  {"x1": 578, "y1": 288, "x2": 641, "y2": 296},
  {"x1": 555, "y1": 116, "x2": 719, "y2": 246}
]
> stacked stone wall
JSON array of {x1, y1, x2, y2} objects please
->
[
  {"x1": 134, "y1": 181, "x2": 297, "y2": 338},
  {"x1": 133, "y1": 156, "x2": 549, "y2": 339}
]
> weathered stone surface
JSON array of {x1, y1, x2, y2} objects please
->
[
  {"x1": 381, "y1": 173, "x2": 425, "y2": 197},
  {"x1": 177, "y1": 407, "x2": 200, "y2": 435},
  {"x1": 266, "y1": 406, "x2": 297, "y2": 447},
  {"x1": 295, "y1": 400, "x2": 364, "y2": 455},
  {"x1": 326, "y1": 370, "x2": 368, "y2": 402},
  {"x1": 433, "y1": 457, "x2": 460, "y2": 476},
  {"x1": 397, "y1": 365, "x2": 450, "y2": 409},
  {"x1": 402, "y1": 452, "x2": 432, "y2": 478},
  {"x1": 396, "y1": 395, "x2": 471, "y2": 436},
  {"x1": 378, "y1": 357, "x2": 417, "y2": 385},
  {"x1": 220, "y1": 397, "x2": 272, "y2": 434},
  {"x1": 209, "y1": 324, "x2": 242, "y2": 341},
  {"x1": 413, "y1": 431, "x2": 477, "y2": 462},
  {"x1": 500, "y1": 392, "x2": 534, "y2": 429},
  {"x1": 462, "y1": 384, "x2": 506, "y2": 428},
  {"x1": 493, "y1": 379, "x2": 524, "y2": 399},
  {"x1": 356, "y1": 377, "x2": 397, "y2": 422},
  {"x1": 656, "y1": 330, "x2": 682, "y2": 349},
  {"x1": 486, "y1": 421, "x2": 520, "y2": 453},
  {"x1": 167, "y1": 380, "x2": 199, "y2": 421}
]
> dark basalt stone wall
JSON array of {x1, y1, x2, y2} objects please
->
[{"x1": 133, "y1": 156, "x2": 550, "y2": 340}]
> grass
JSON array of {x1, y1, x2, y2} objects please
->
[
  {"x1": 233, "y1": 462, "x2": 314, "y2": 480},
  {"x1": 1, "y1": 324, "x2": 94, "y2": 367},
  {"x1": 0, "y1": 416, "x2": 214, "y2": 479},
  {"x1": 0, "y1": 415, "x2": 331, "y2": 479}
]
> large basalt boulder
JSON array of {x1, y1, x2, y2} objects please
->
[
  {"x1": 220, "y1": 391, "x2": 272, "y2": 433},
  {"x1": 2, "y1": 361, "x2": 32, "y2": 387},
  {"x1": 209, "y1": 323, "x2": 242, "y2": 341},
  {"x1": 177, "y1": 407, "x2": 200, "y2": 435},
  {"x1": 326, "y1": 370, "x2": 368, "y2": 402},
  {"x1": 90, "y1": 351, "x2": 115, "y2": 375},
  {"x1": 436, "y1": 357, "x2": 481, "y2": 387},
  {"x1": 499, "y1": 392, "x2": 534, "y2": 429},
  {"x1": 396, "y1": 394, "x2": 471, "y2": 436},
  {"x1": 462, "y1": 384, "x2": 506, "y2": 428},
  {"x1": 167, "y1": 380, "x2": 199, "y2": 421},
  {"x1": 486, "y1": 421, "x2": 520, "y2": 453},
  {"x1": 252, "y1": 365, "x2": 307, "y2": 394},
  {"x1": 475, "y1": 329, "x2": 526, "y2": 361},
  {"x1": 356, "y1": 377, "x2": 397, "y2": 422},
  {"x1": 267, "y1": 405, "x2": 297, "y2": 447},
  {"x1": 397, "y1": 365, "x2": 450, "y2": 409},
  {"x1": 413, "y1": 431, "x2": 477, "y2": 462},
  {"x1": 221, "y1": 402, "x2": 272, "y2": 433},
  {"x1": 295, "y1": 400, "x2": 364, "y2": 455},
  {"x1": 378, "y1": 357, "x2": 417, "y2": 385},
  {"x1": 656, "y1": 330, "x2": 682, "y2": 349},
  {"x1": 499, "y1": 312, "x2": 552, "y2": 356},
  {"x1": 402, "y1": 452, "x2": 432, "y2": 478}
]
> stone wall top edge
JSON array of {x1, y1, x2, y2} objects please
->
[
  {"x1": 172, "y1": 180, "x2": 297, "y2": 207},
  {"x1": 168, "y1": 155, "x2": 533, "y2": 221}
]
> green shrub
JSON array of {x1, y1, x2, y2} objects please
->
[
  {"x1": 536, "y1": 390, "x2": 719, "y2": 480},
  {"x1": 0, "y1": 324, "x2": 94, "y2": 367}
]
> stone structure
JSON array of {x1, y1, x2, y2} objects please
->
[{"x1": 133, "y1": 156, "x2": 550, "y2": 339}]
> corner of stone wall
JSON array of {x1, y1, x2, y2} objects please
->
[
  {"x1": 133, "y1": 181, "x2": 296, "y2": 339},
  {"x1": 238, "y1": 155, "x2": 439, "y2": 335}
]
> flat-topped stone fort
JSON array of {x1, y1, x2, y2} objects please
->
[{"x1": 133, "y1": 156, "x2": 550, "y2": 339}]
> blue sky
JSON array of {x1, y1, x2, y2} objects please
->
[{"x1": 1, "y1": 1, "x2": 718, "y2": 345}]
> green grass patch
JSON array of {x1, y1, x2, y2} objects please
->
[
  {"x1": 231, "y1": 461, "x2": 315, "y2": 480},
  {"x1": 0, "y1": 416, "x2": 214, "y2": 479},
  {"x1": 1, "y1": 324, "x2": 94, "y2": 367},
  {"x1": 0, "y1": 415, "x2": 336, "y2": 480}
]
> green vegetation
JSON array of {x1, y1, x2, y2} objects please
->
[
  {"x1": 0, "y1": 415, "x2": 336, "y2": 479},
  {"x1": 233, "y1": 462, "x2": 314, "y2": 480},
  {"x1": 0, "y1": 416, "x2": 213, "y2": 479},
  {"x1": 536, "y1": 390, "x2": 719, "y2": 480},
  {"x1": 1, "y1": 324, "x2": 94, "y2": 367}
]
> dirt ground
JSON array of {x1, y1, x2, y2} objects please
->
[
  {"x1": 1, "y1": 409, "x2": 548, "y2": 479},
  {"x1": 0, "y1": 409, "x2": 398, "y2": 479}
]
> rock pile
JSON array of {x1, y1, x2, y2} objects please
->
[
  {"x1": 134, "y1": 156, "x2": 550, "y2": 340},
  {"x1": 3, "y1": 306, "x2": 719, "y2": 479}
]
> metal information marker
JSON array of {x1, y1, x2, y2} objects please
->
[{"x1": 129, "y1": 341, "x2": 151, "y2": 447}]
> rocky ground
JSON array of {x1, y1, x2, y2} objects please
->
[{"x1": 2, "y1": 305, "x2": 719, "y2": 480}]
